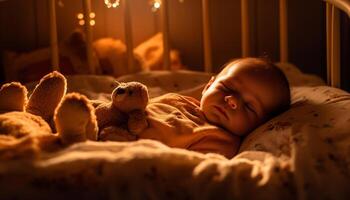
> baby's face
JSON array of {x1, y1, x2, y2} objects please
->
[{"x1": 200, "y1": 61, "x2": 284, "y2": 136}]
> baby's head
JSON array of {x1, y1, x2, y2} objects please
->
[{"x1": 200, "y1": 57, "x2": 290, "y2": 136}]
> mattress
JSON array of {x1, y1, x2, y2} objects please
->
[{"x1": 1, "y1": 63, "x2": 349, "y2": 199}]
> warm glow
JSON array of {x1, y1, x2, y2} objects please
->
[
  {"x1": 104, "y1": 0, "x2": 120, "y2": 8},
  {"x1": 150, "y1": 0, "x2": 161, "y2": 12},
  {"x1": 89, "y1": 12, "x2": 96, "y2": 18},
  {"x1": 79, "y1": 20, "x2": 85, "y2": 26},
  {"x1": 77, "y1": 12, "x2": 96, "y2": 26},
  {"x1": 154, "y1": 1, "x2": 161, "y2": 8},
  {"x1": 77, "y1": 13, "x2": 84, "y2": 20}
]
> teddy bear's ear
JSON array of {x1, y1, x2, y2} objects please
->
[{"x1": 114, "y1": 80, "x2": 121, "y2": 87}]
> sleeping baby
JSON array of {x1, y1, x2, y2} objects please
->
[{"x1": 99, "y1": 57, "x2": 291, "y2": 158}]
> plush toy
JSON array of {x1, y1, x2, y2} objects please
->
[
  {"x1": 95, "y1": 81, "x2": 149, "y2": 141},
  {"x1": 0, "y1": 71, "x2": 98, "y2": 159}
]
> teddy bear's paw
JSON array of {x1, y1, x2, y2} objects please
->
[
  {"x1": 99, "y1": 126, "x2": 138, "y2": 141},
  {"x1": 54, "y1": 93, "x2": 98, "y2": 145},
  {"x1": 0, "y1": 82, "x2": 28, "y2": 113},
  {"x1": 128, "y1": 110, "x2": 148, "y2": 134},
  {"x1": 26, "y1": 71, "x2": 67, "y2": 122}
]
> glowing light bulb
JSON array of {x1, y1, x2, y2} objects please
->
[
  {"x1": 77, "y1": 12, "x2": 96, "y2": 26},
  {"x1": 154, "y1": 1, "x2": 161, "y2": 8},
  {"x1": 104, "y1": 0, "x2": 120, "y2": 8},
  {"x1": 79, "y1": 20, "x2": 85, "y2": 26},
  {"x1": 77, "y1": 13, "x2": 84, "y2": 19},
  {"x1": 150, "y1": 0, "x2": 161, "y2": 12}
]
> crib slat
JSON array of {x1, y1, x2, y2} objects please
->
[
  {"x1": 82, "y1": 0, "x2": 95, "y2": 74},
  {"x1": 326, "y1": 3, "x2": 332, "y2": 85},
  {"x1": 123, "y1": 0, "x2": 134, "y2": 73},
  {"x1": 331, "y1": 5, "x2": 341, "y2": 87},
  {"x1": 49, "y1": 0, "x2": 59, "y2": 71},
  {"x1": 279, "y1": 0, "x2": 288, "y2": 62},
  {"x1": 202, "y1": 0, "x2": 212, "y2": 73},
  {"x1": 161, "y1": 0, "x2": 171, "y2": 70},
  {"x1": 326, "y1": 3, "x2": 341, "y2": 88},
  {"x1": 324, "y1": 0, "x2": 350, "y2": 18},
  {"x1": 241, "y1": 0, "x2": 250, "y2": 57}
]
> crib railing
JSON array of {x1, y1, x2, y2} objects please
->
[
  {"x1": 48, "y1": 0, "x2": 349, "y2": 88},
  {"x1": 325, "y1": 0, "x2": 350, "y2": 88}
]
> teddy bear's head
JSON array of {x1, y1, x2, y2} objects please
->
[{"x1": 111, "y1": 82, "x2": 149, "y2": 113}]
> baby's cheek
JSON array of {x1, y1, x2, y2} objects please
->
[
  {"x1": 226, "y1": 113, "x2": 251, "y2": 136},
  {"x1": 241, "y1": 114, "x2": 259, "y2": 134}
]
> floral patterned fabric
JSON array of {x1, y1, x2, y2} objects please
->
[{"x1": 3, "y1": 63, "x2": 348, "y2": 199}]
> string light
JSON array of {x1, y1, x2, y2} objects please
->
[
  {"x1": 77, "y1": 13, "x2": 84, "y2": 20},
  {"x1": 77, "y1": 12, "x2": 96, "y2": 26},
  {"x1": 150, "y1": 0, "x2": 161, "y2": 12},
  {"x1": 148, "y1": 0, "x2": 184, "y2": 12},
  {"x1": 89, "y1": 12, "x2": 96, "y2": 18},
  {"x1": 104, "y1": 0, "x2": 120, "y2": 8},
  {"x1": 103, "y1": 0, "x2": 184, "y2": 11}
]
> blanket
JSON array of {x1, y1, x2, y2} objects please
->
[{"x1": 1, "y1": 63, "x2": 349, "y2": 199}]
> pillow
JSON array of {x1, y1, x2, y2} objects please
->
[
  {"x1": 93, "y1": 38, "x2": 142, "y2": 77},
  {"x1": 276, "y1": 62, "x2": 325, "y2": 86},
  {"x1": 116, "y1": 70, "x2": 212, "y2": 99},
  {"x1": 239, "y1": 85, "x2": 350, "y2": 158},
  {"x1": 2, "y1": 29, "x2": 100, "y2": 83},
  {"x1": 240, "y1": 63, "x2": 330, "y2": 157},
  {"x1": 134, "y1": 32, "x2": 186, "y2": 71}
]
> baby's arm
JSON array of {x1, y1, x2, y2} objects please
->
[
  {"x1": 188, "y1": 134, "x2": 241, "y2": 159},
  {"x1": 99, "y1": 126, "x2": 138, "y2": 141}
]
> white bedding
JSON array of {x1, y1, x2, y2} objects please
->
[{"x1": 2, "y1": 63, "x2": 350, "y2": 199}]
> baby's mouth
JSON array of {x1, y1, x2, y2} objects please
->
[{"x1": 214, "y1": 105, "x2": 228, "y2": 120}]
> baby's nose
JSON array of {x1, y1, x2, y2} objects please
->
[{"x1": 225, "y1": 95, "x2": 239, "y2": 109}]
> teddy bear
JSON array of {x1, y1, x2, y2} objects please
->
[
  {"x1": 95, "y1": 81, "x2": 149, "y2": 141},
  {"x1": 0, "y1": 71, "x2": 98, "y2": 159}
]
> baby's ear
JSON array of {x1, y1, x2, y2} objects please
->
[{"x1": 202, "y1": 76, "x2": 215, "y2": 95}]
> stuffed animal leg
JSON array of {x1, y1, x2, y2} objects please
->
[
  {"x1": 26, "y1": 71, "x2": 67, "y2": 122},
  {"x1": 0, "y1": 82, "x2": 28, "y2": 113},
  {"x1": 54, "y1": 93, "x2": 98, "y2": 145},
  {"x1": 0, "y1": 72, "x2": 98, "y2": 159}
]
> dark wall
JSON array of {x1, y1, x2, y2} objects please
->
[
  {"x1": 0, "y1": 0, "x2": 345, "y2": 89},
  {"x1": 288, "y1": 0, "x2": 326, "y2": 80},
  {"x1": 167, "y1": 0, "x2": 327, "y2": 77}
]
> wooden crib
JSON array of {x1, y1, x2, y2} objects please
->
[
  {"x1": 0, "y1": 1, "x2": 350, "y2": 199},
  {"x1": 43, "y1": 0, "x2": 349, "y2": 87}
]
